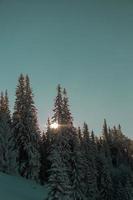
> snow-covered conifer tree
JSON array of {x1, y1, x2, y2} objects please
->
[
  {"x1": 47, "y1": 139, "x2": 71, "y2": 200},
  {"x1": 47, "y1": 85, "x2": 75, "y2": 199},
  {"x1": 12, "y1": 74, "x2": 40, "y2": 181},
  {"x1": 69, "y1": 129, "x2": 86, "y2": 200},
  {"x1": 62, "y1": 88, "x2": 73, "y2": 127},
  {"x1": 82, "y1": 123, "x2": 99, "y2": 200},
  {"x1": 102, "y1": 119, "x2": 112, "y2": 167},
  {"x1": 97, "y1": 144, "x2": 113, "y2": 200},
  {"x1": 52, "y1": 84, "x2": 63, "y2": 124},
  {"x1": 0, "y1": 91, "x2": 13, "y2": 173}
]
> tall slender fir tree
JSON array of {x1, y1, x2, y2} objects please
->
[{"x1": 12, "y1": 74, "x2": 40, "y2": 181}]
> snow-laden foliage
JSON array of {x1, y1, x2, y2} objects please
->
[
  {"x1": 0, "y1": 76, "x2": 132, "y2": 200},
  {"x1": 12, "y1": 74, "x2": 40, "y2": 181}
]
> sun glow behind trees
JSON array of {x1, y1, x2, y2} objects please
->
[
  {"x1": 0, "y1": 75, "x2": 132, "y2": 200},
  {"x1": 50, "y1": 122, "x2": 59, "y2": 129}
]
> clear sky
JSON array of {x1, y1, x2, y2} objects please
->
[{"x1": 0, "y1": 0, "x2": 133, "y2": 137}]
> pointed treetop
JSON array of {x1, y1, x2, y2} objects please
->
[
  {"x1": 102, "y1": 119, "x2": 109, "y2": 141},
  {"x1": 63, "y1": 88, "x2": 67, "y2": 96},
  {"x1": 103, "y1": 119, "x2": 108, "y2": 131},
  {"x1": 0, "y1": 90, "x2": 11, "y2": 125},
  {"x1": 26, "y1": 74, "x2": 29, "y2": 80},
  {"x1": 25, "y1": 75, "x2": 35, "y2": 109},
  {"x1": 0, "y1": 92, "x2": 4, "y2": 112},
  {"x1": 118, "y1": 124, "x2": 121, "y2": 131},
  {"x1": 91, "y1": 130, "x2": 95, "y2": 141},
  {"x1": 18, "y1": 73, "x2": 25, "y2": 83},
  {"x1": 62, "y1": 87, "x2": 73, "y2": 126},
  {"x1": 0, "y1": 91, "x2": 4, "y2": 102},
  {"x1": 20, "y1": 73, "x2": 24, "y2": 78},
  {"x1": 83, "y1": 122, "x2": 89, "y2": 132},
  {"x1": 83, "y1": 122, "x2": 90, "y2": 140},
  {"x1": 15, "y1": 74, "x2": 25, "y2": 101},
  {"x1": 25, "y1": 75, "x2": 32, "y2": 92},
  {"x1": 25, "y1": 74, "x2": 31, "y2": 88},
  {"x1": 52, "y1": 84, "x2": 63, "y2": 124},
  {"x1": 5, "y1": 89, "x2": 8, "y2": 95},
  {"x1": 4, "y1": 90, "x2": 9, "y2": 109},
  {"x1": 5, "y1": 90, "x2": 8, "y2": 102},
  {"x1": 0, "y1": 91, "x2": 10, "y2": 113},
  {"x1": 57, "y1": 84, "x2": 62, "y2": 93}
]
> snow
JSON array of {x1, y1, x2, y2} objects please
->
[{"x1": 0, "y1": 172, "x2": 48, "y2": 200}]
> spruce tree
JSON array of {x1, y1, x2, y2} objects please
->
[
  {"x1": 0, "y1": 91, "x2": 12, "y2": 173},
  {"x1": 40, "y1": 119, "x2": 53, "y2": 184},
  {"x1": 70, "y1": 129, "x2": 86, "y2": 200},
  {"x1": 103, "y1": 119, "x2": 108, "y2": 140},
  {"x1": 47, "y1": 85, "x2": 75, "y2": 199},
  {"x1": 82, "y1": 123, "x2": 98, "y2": 200},
  {"x1": 77, "y1": 127, "x2": 82, "y2": 143},
  {"x1": 62, "y1": 88, "x2": 73, "y2": 126},
  {"x1": 47, "y1": 139, "x2": 71, "y2": 200},
  {"x1": 12, "y1": 74, "x2": 40, "y2": 181},
  {"x1": 102, "y1": 119, "x2": 112, "y2": 167},
  {"x1": 97, "y1": 144, "x2": 113, "y2": 200},
  {"x1": 24, "y1": 75, "x2": 40, "y2": 180},
  {"x1": 39, "y1": 131, "x2": 47, "y2": 184},
  {"x1": 52, "y1": 84, "x2": 63, "y2": 124}
]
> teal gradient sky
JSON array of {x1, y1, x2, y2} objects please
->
[{"x1": 0, "y1": 0, "x2": 133, "y2": 137}]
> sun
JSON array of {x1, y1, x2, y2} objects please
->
[{"x1": 50, "y1": 122, "x2": 59, "y2": 129}]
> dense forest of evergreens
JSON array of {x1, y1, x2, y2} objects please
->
[{"x1": 0, "y1": 74, "x2": 132, "y2": 200}]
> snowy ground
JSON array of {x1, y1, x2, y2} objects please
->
[{"x1": 0, "y1": 172, "x2": 48, "y2": 200}]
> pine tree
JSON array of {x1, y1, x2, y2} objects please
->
[
  {"x1": 62, "y1": 88, "x2": 73, "y2": 127},
  {"x1": 39, "y1": 131, "x2": 47, "y2": 184},
  {"x1": 48, "y1": 85, "x2": 77, "y2": 199},
  {"x1": 70, "y1": 129, "x2": 86, "y2": 200},
  {"x1": 24, "y1": 75, "x2": 41, "y2": 180},
  {"x1": 77, "y1": 127, "x2": 82, "y2": 143},
  {"x1": 103, "y1": 119, "x2": 108, "y2": 140},
  {"x1": 97, "y1": 144, "x2": 113, "y2": 200},
  {"x1": 102, "y1": 119, "x2": 112, "y2": 167},
  {"x1": 47, "y1": 139, "x2": 71, "y2": 200},
  {"x1": 82, "y1": 123, "x2": 98, "y2": 200},
  {"x1": 52, "y1": 84, "x2": 63, "y2": 124},
  {"x1": 40, "y1": 119, "x2": 53, "y2": 184},
  {"x1": 12, "y1": 74, "x2": 40, "y2": 181},
  {"x1": 0, "y1": 91, "x2": 12, "y2": 173},
  {"x1": 50, "y1": 85, "x2": 74, "y2": 168}
]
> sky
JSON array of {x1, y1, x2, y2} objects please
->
[{"x1": 0, "y1": 0, "x2": 133, "y2": 138}]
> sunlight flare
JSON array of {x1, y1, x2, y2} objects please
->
[{"x1": 50, "y1": 122, "x2": 59, "y2": 129}]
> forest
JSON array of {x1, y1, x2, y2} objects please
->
[{"x1": 0, "y1": 74, "x2": 132, "y2": 200}]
